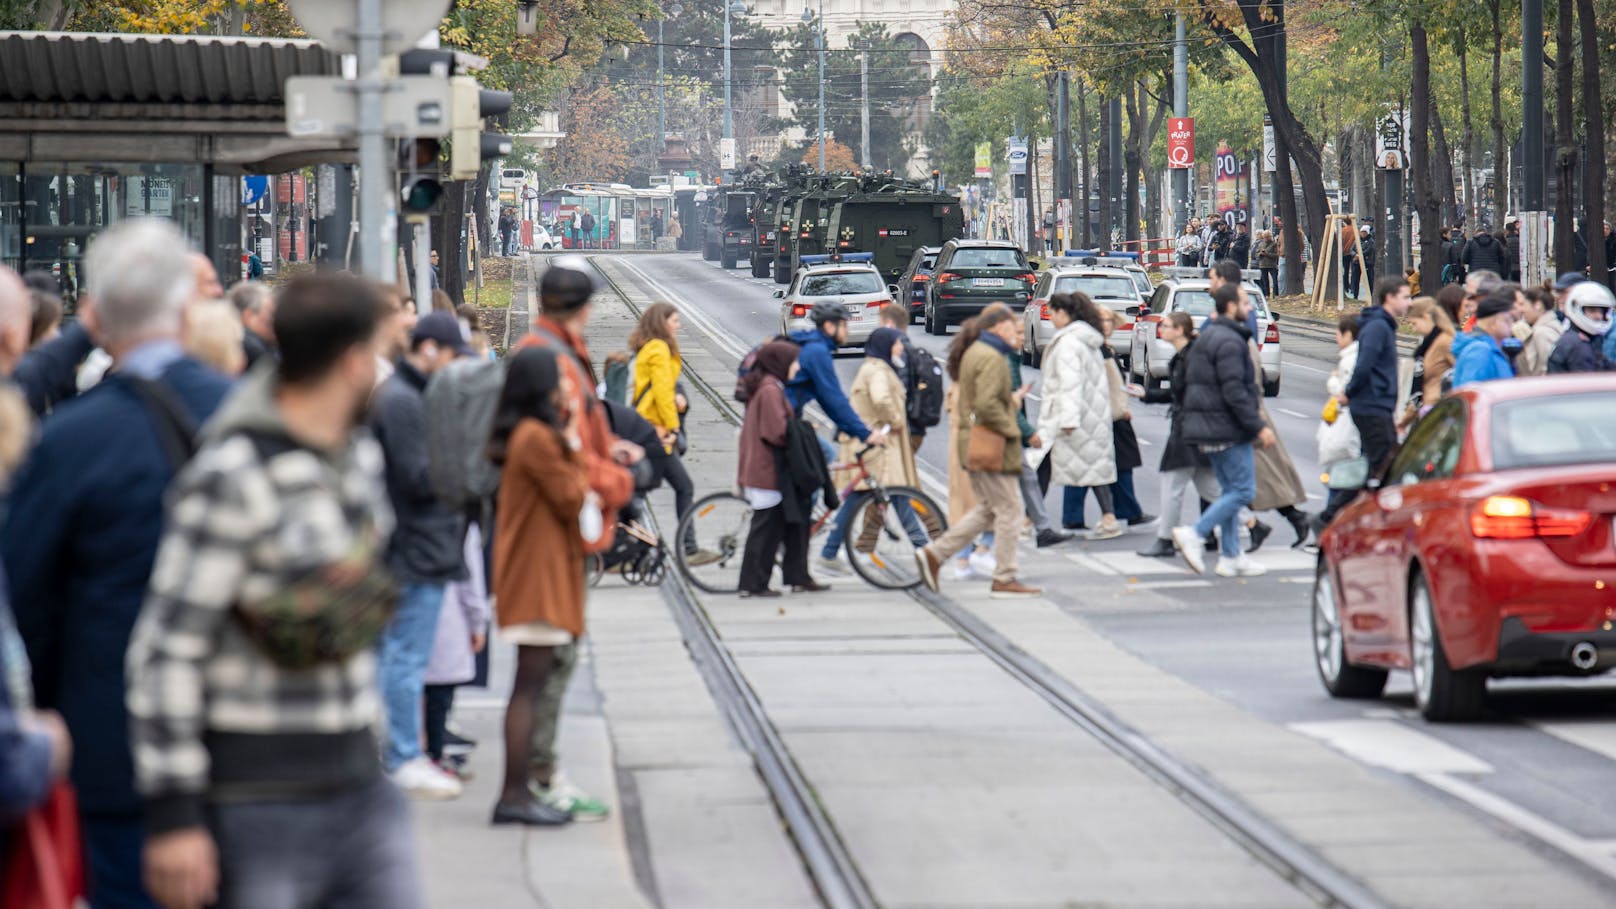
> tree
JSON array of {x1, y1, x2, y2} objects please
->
[
  {"x1": 544, "y1": 84, "x2": 633, "y2": 184},
  {"x1": 802, "y1": 139, "x2": 857, "y2": 172},
  {"x1": 1409, "y1": 18, "x2": 1444, "y2": 293},
  {"x1": 777, "y1": 20, "x2": 931, "y2": 173},
  {"x1": 1577, "y1": 0, "x2": 1605, "y2": 283},
  {"x1": 64, "y1": 0, "x2": 298, "y2": 34}
]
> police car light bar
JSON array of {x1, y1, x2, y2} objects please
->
[
  {"x1": 799, "y1": 252, "x2": 874, "y2": 266},
  {"x1": 1066, "y1": 249, "x2": 1139, "y2": 260}
]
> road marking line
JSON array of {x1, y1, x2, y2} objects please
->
[
  {"x1": 1416, "y1": 771, "x2": 1616, "y2": 882},
  {"x1": 1062, "y1": 550, "x2": 1122, "y2": 576},
  {"x1": 1532, "y1": 720, "x2": 1616, "y2": 764},
  {"x1": 1277, "y1": 408, "x2": 1313, "y2": 419},
  {"x1": 1125, "y1": 579, "x2": 1214, "y2": 589},
  {"x1": 1288, "y1": 719, "x2": 1494, "y2": 774}
]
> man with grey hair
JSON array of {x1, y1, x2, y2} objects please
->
[
  {"x1": 227, "y1": 280, "x2": 277, "y2": 368},
  {"x1": 1462, "y1": 269, "x2": 1503, "y2": 331},
  {"x1": 2, "y1": 219, "x2": 233, "y2": 909}
]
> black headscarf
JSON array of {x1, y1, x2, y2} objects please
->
[
  {"x1": 755, "y1": 340, "x2": 800, "y2": 382},
  {"x1": 487, "y1": 346, "x2": 562, "y2": 465},
  {"x1": 864, "y1": 327, "x2": 904, "y2": 369}
]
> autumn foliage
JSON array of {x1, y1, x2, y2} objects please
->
[{"x1": 802, "y1": 139, "x2": 858, "y2": 173}]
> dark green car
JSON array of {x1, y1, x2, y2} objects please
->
[{"x1": 922, "y1": 240, "x2": 1036, "y2": 335}]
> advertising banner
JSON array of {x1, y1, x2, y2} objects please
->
[
  {"x1": 974, "y1": 142, "x2": 992, "y2": 179},
  {"x1": 1167, "y1": 117, "x2": 1195, "y2": 170}
]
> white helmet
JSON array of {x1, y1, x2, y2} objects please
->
[{"x1": 1564, "y1": 281, "x2": 1615, "y2": 336}]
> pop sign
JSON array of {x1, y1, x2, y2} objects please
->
[{"x1": 1167, "y1": 117, "x2": 1195, "y2": 170}]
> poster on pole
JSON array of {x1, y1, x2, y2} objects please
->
[
  {"x1": 1262, "y1": 117, "x2": 1277, "y2": 173},
  {"x1": 1167, "y1": 117, "x2": 1195, "y2": 170},
  {"x1": 720, "y1": 137, "x2": 736, "y2": 171},
  {"x1": 1374, "y1": 111, "x2": 1406, "y2": 170},
  {"x1": 974, "y1": 142, "x2": 993, "y2": 179},
  {"x1": 1007, "y1": 138, "x2": 1028, "y2": 176}
]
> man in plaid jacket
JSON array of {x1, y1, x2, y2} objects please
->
[{"x1": 126, "y1": 273, "x2": 421, "y2": 909}]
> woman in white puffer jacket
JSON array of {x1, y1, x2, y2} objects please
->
[{"x1": 1036, "y1": 292, "x2": 1122, "y2": 538}]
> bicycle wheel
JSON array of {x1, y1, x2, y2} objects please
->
[
  {"x1": 675, "y1": 491, "x2": 753, "y2": 594},
  {"x1": 845, "y1": 485, "x2": 948, "y2": 590},
  {"x1": 586, "y1": 554, "x2": 605, "y2": 588}
]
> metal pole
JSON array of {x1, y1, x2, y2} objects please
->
[
  {"x1": 1107, "y1": 97, "x2": 1123, "y2": 247},
  {"x1": 1055, "y1": 71, "x2": 1071, "y2": 252},
  {"x1": 722, "y1": 1, "x2": 733, "y2": 141},
  {"x1": 816, "y1": 0, "x2": 826, "y2": 171},
  {"x1": 355, "y1": 0, "x2": 392, "y2": 280},
  {"x1": 658, "y1": 16, "x2": 666, "y2": 151},
  {"x1": 410, "y1": 215, "x2": 431, "y2": 313},
  {"x1": 859, "y1": 50, "x2": 871, "y2": 169},
  {"x1": 1172, "y1": 13, "x2": 1189, "y2": 234},
  {"x1": 1521, "y1": 0, "x2": 1545, "y2": 211}
]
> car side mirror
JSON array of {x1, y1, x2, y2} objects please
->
[
  {"x1": 1323, "y1": 456, "x2": 1374, "y2": 491},
  {"x1": 888, "y1": 284, "x2": 901, "y2": 297},
  {"x1": 1028, "y1": 259, "x2": 1042, "y2": 271},
  {"x1": 772, "y1": 289, "x2": 785, "y2": 299},
  {"x1": 1125, "y1": 305, "x2": 1142, "y2": 318},
  {"x1": 1270, "y1": 311, "x2": 1281, "y2": 322}
]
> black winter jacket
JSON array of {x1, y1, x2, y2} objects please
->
[
  {"x1": 1342, "y1": 306, "x2": 1400, "y2": 417},
  {"x1": 1462, "y1": 234, "x2": 1507, "y2": 274},
  {"x1": 370, "y1": 361, "x2": 468, "y2": 584},
  {"x1": 777, "y1": 416, "x2": 838, "y2": 526},
  {"x1": 1180, "y1": 317, "x2": 1265, "y2": 447},
  {"x1": 1142, "y1": 343, "x2": 1211, "y2": 472}
]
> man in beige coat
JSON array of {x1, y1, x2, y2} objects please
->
[{"x1": 915, "y1": 305, "x2": 1041, "y2": 598}]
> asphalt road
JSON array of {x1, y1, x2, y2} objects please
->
[{"x1": 605, "y1": 251, "x2": 1616, "y2": 886}]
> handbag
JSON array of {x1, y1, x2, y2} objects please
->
[
  {"x1": 2, "y1": 783, "x2": 86, "y2": 909},
  {"x1": 965, "y1": 423, "x2": 1007, "y2": 472}
]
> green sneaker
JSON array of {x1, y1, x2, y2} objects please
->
[{"x1": 530, "y1": 773, "x2": 609, "y2": 822}]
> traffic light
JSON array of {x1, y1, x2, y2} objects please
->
[
  {"x1": 398, "y1": 137, "x2": 442, "y2": 214},
  {"x1": 449, "y1": 76, "x2": 512, "y2": 181}
]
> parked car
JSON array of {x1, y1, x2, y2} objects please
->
[
  {"x1": 896, "y1": 246, "x2": 941, "y2": 322},
  {"x1": 1020, "y1": 265, "x2": 1145, "y2": 369},
  {"x1": 1059, "y1": 250, "x2": 1153, "y2": 297},
  {"x1": 531, "y1": 224, "x2": 556, "y2": 251},
  {"x1": 777, "y1": 253, "x2": 896, "y2": 349},
  {"x1": 1313, "y1": 375, "x2": 1616, "y2": 721},
  {"x1": 1131, "y1": 276, "x2": 1283, "y2": 396},
  {"x1": 922, "y1": 240, "x2": 1035, "y2": 336}
]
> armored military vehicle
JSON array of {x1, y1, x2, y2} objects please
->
[{"x1": 823, "y1": 174, "x2": 965, "y2": 283}]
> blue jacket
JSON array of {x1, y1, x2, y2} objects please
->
[
  {"x1": 1343, "y1": 306, "x2": 1400, "y2": 416},
  {"x1": 786, "y1": 329, "x2": 870, "y2": 440},
  {"x1": 15, "y1": 321, "x2": 95, "y2": 416},
  {"x1": 1550, "y1": 329, "x2": 1612, "y2": 375},
  {"x1": 3, "y1": 358, "x2": 230, "y2": 817},
  {"x1": 1451, "y1": 332, "x2": 1515, "y2": 388}
]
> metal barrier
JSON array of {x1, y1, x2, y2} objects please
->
[{"x1": 1117, "y1": 237, "x2": 1177, "y2": 270}]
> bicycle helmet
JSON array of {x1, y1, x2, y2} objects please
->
[
  {"x1": 808, "y1": 300, "x2": 848, "y2": 326},
  {"x1": 1564, "y1": 280, "x2": 1615, "y2": 336},
  {"x1": 539, "y1": 255, "x2": 600, "y2": 311}
]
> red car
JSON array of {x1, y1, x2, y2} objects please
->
[{"x1": 1313, "y1": 374, "x2": 1616, "y2": 721}]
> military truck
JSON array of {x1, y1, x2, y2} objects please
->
[
  {"x1": 823, "y1": 175, "x2": 965, "y2": 284},
  {"x1": 747, "y1": 165, "x2": 814, "y2": 279},
  {"x1": 700, "y1": 183, "x2": 758, "y2": 269},
  {"x1": 775, "y1": 173, "x2": 862, "y2": 283}
]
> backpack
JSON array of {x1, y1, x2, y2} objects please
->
[
  {"x1": 905, "y1": 344, "x2": 944, "y2": 430},
  {"x1": 602, "y1": 356, "x2": 630, "y2": 405},
  {"x1": 424, "y1": 357, "x2": 509, "y2": 509}
]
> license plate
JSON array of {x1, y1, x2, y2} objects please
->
[
  {"x1": 974, "y1": 278, "x2": 1005, "y2": 287},
  {"x1": 846, "y1": 307, "x2": 863, "y2": 320}
]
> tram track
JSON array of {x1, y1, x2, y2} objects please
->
[{"x1": 589, "y1": 253, "x2": 1389, "y2": 909}]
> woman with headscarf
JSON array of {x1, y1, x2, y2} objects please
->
[
  {"x1": 736, "y1": 340, "x2": 803, "y2": 598},
  {"x1": 487, "y1": 347, "x2": 593, "y2": 826}
]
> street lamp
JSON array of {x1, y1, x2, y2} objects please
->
[
  {"x1": 722, "y1": 0, "x2": 747, "y2": 153},
  {"x1": 658, "y1": 2, "x2": 683, "y2": 155},
  {"x1": 801, "y1": 0, "x2": 825, "y2": 171}
]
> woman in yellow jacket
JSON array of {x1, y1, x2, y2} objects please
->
[{"x1": 630, "y1": 302, "x2": 695, "y2": 543}]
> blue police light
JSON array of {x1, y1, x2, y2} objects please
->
[
  {"x1": 799, "y1": 252, "x2": 875, "y2": 266},
  {"x1": 1065, "y1": 249, "x2": 1139, "y2": 260},
  {"x1": 799, "y1": 254, "x2": 833, "y2": 265},
  {"x1": 837, "y1": 252, "x2": 875, "y2": 263}
]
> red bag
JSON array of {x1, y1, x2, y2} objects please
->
[{"x1": 3, "y1": 783, "x2": 86, "y2": 909}]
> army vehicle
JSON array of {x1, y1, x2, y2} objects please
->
[
  {"x1": 700, "y1": 183, "x2": 758, "y2": 269},
  {"x1": 823, "y1": 175, "x2": 965, "y2": 283},
  {"x1": 747, "y1": 165, "x2": 814, "y2": 279},
  {"x1": 774, "y1": 173, "x2": 862, "y2": 283}
]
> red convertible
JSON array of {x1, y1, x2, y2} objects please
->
[{"x1": 1313, "y1": 374, "x2": 1616, "y2": 721}]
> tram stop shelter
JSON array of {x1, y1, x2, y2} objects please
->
[{"x1": 0, "y1": 30, "x2": 351, "y2": 292}]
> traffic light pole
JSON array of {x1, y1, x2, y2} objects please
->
[
  {"x1": 355, "y1": 0, "x2": 392, "y2": 280},
  {"x1": 411, "y1": 215, "x2": 431, "y2": 312},
  {"x1": 1171, "y1": 14, "x2": 1189, "y2": 235}
]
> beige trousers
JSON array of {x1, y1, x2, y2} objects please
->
[{"x1": 926, "y1": 471, "x2": 1022, "y2": 583}]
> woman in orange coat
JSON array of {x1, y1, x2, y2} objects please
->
[{"x1": 487, "y1": 347, "x2": 592, "y2": 826}]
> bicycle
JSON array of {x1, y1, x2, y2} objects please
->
[{"x1": 673, "y1": 444, "x2": 947, "y2": 594}]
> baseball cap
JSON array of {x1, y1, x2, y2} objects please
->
[
  {"x1": 539, "y1": 255, "x2": 601, "y2": 311},
  {"x1": 1475, "y1": 291, "x2": 1516, "y2": 321},
  {"x1": 1553, "y1": 272, "x2": 1587, "y2": 291},
  {"x1": 413, "y1": 311, "x2": 473, "y2": 355}
]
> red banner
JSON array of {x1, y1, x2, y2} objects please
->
[{"x1": 1167, "y1": 117, "x2": 1195, "y2": 170}]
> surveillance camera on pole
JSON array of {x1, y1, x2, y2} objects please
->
[{"x1": 450, "y1": 76, "x2": 512, "y2": 180}]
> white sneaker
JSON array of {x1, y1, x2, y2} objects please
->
[
  {"x1": 951, "y1": 560, "x2": 979, "y2": 581},
  {"x1": 1215, "y1": 554, "x2": 1268, "y2": 578},
  {"x1": 1170, "y1": 526, "x2": 1205, "y2": 575},
  {"x1": 967, "y1": 550, "x2": 997, "y2": 577},
  {"x1": 390, "y1": 756, "x2": 463, "y2": 800},
  {"x1": 813, "y1": 556, "x2": 850, "y2": 577}
]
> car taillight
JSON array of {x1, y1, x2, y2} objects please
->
[
  {"x1": 936, "y1": 272, "x2": 960, "y2": 285},
  {"x1": 865, "y1": 301, "x2": 886, "y2": 312},
  {"x1": 913, "y1": 273, "x2": 929, "y2": 282},
  {"x1": 1036, "y1": 300, "x2": 1050, "y2": 320},
  {"x1": 1470, "y1": 496, "x2": 1593, "y2": 539},
  {"x1": 1119, "y1": 321, "x2": 1134, "y2": 331},
  {"x1": 790, "y1": 304, "x2": 810, "y2": 318},
  {"x1": 1017, "y1": 273, "x2": 1036, "y2": 286},
  {"x1": 1265, "y1": 322, "x2": 1280, "y2": 344}
]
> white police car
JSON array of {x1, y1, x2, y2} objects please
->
[{"x1": 775, "y1": 253, "x2": 898, "y2": 348}]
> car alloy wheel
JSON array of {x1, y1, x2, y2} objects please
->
[
  {"x1": 1409, "y1": 573, "x2": 1486, "y2": 721},
  {"x1": 1311, "y1": 560, "x2": 1388, "y2": 699}
]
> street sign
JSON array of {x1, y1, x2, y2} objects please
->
[
  {"x1": 1262, "y1": 116, "x2": 1276, "y2": 173},
  {"x1": 720, "y1": 137, "x2": 736, "y2": 171},
  {"x1": 1167, "y1": 117, "x2": 1195, "y2": 169},
  {"x1": 285, "y1": 0, "x2": 449, "y2": 56},
  {"x1": 1374, "y1": 111, "x2": 1406, "y2": 170},
  {"x1": 285, "y1": 75, "x2": 452, "y2": 139},
  {"x1": 1007, "y1": 138, "x2": 1028, "y2": 176},
  {"x1": 241, "y1": 175, "x2": 269, "y2": 206}
]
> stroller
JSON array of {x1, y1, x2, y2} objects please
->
[{"x1": 591, "y1": 400, "x2": 672, "y2": 587}]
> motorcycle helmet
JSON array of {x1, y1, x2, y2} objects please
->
[{"x1": 1564, "y1": 280, "x2": 1615, "y2": 336}]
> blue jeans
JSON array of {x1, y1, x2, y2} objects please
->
[
  {"x1": 209, "y1": 776, "x2": 420, "y2": 909},
  {"x1": 1062, "y1": 470, "x2": 1141, "y2": 525},
  {"x1": 820, "y1": 491, "x2": 927, "y2": 558},
  {"x1": 378, "y1": 582, "x2": 445, "y2": 771},
  {"x1": 1195, "y1": 443, "x2": 1257, "y2": 558}
]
